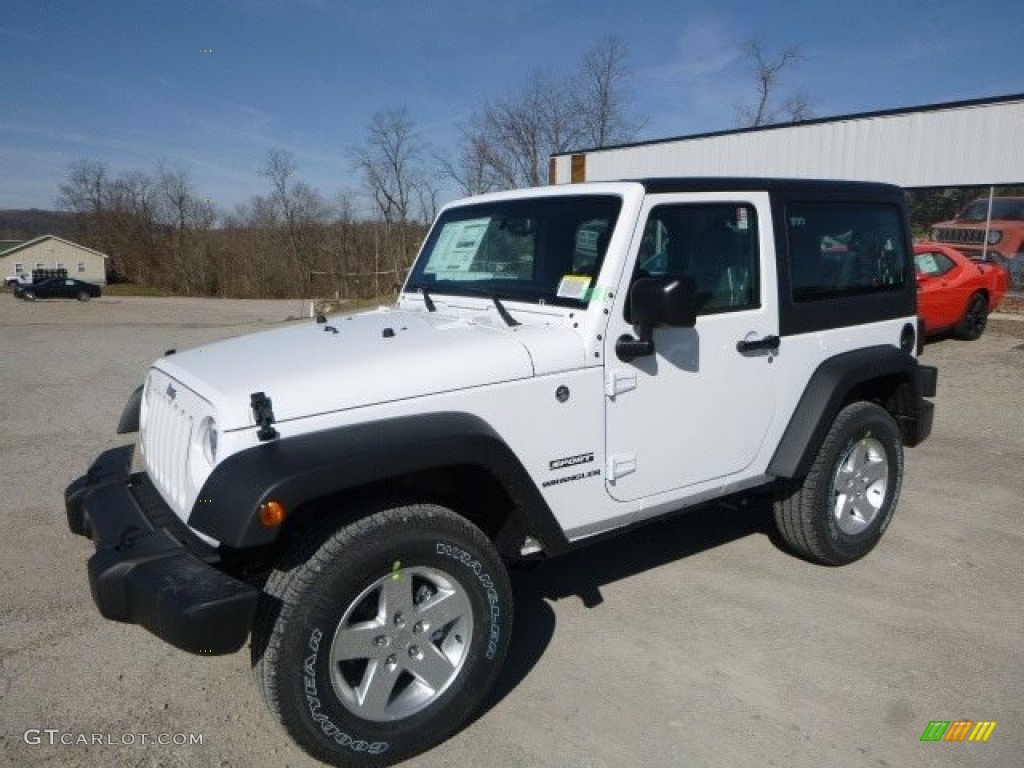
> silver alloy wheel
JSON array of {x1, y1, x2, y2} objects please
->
[
  {"x1": 329, "y1": 565, "x2": 474, "y2": 722},
  {"x1": 831, "y1": 437, "x2": 889, "y2": 535}
]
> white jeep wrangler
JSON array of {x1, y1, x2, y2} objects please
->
[{"x1": 67, "y1": 178, "x2": 936, "y2": 766}]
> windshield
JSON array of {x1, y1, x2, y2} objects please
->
[
  {"x1": 959, "y1": 199, "x2": 1024, "y2": 222},
  {"x1": 406, "y1": 195, "x2": 623, "y2": 307}
]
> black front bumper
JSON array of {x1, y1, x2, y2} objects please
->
[{"x1": 66, "y1": 445, "x2": 259, "y2": 655}]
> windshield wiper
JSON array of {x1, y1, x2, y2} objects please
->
[
  {"x1": 419, "y1": 288, "x2": 436, "y2": 312},
  {"x1": 419, "y1": 285, "x2": 520, "y2": 327},
  {"x1": 489, "y1": 293, "x2": 520, "y2": 327}
]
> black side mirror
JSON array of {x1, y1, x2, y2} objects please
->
[
  {"x1": 627, "y1": 276, "x2": 697, "y2": 327},
  {"x1": 617, "y1": 276, "x2": 697, "y2": 361}
]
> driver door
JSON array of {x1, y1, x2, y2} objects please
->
[{"x1": 603, "y1": 193, "x2": 780, "y2": 504}]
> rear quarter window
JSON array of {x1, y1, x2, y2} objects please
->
[
  {"x1": 788, "y1": 202, "x2": 907, "y2": 302},
  {"x1": 914, "y1": 251, "x2": 955, "y2": 277}
]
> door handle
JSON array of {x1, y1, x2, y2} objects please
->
[{"x1": 736, "y1": 334, "x2": 780, "y2": 353}]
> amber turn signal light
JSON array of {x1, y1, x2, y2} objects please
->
[{"x1": 258, "y1": 500, "x2": 287, "y2": 528}]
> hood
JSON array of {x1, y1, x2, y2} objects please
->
[{"x1": 154, "y1": 307, "x2": 584, "y2": 430}]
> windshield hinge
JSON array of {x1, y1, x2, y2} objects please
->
[
  {"x1": 605, "y1": 369, "x2": 637, "y2": 398},
  {"x1": 607, "y1": 453, "x2": 637, "y2": 481}
]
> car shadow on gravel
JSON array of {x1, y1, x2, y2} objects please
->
[{"x1": 481, "y1": 497, "x2": 775, "y2": 715}]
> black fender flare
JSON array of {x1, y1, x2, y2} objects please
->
[
  {"x1": 188, "y1": 412, "x2": 569, "y2": 553},
  {"x1": 767, "y1": 346, "x2": 936, "y2": 480},
  {"x1": 117, "y1": 385, "x2": 143, "y2": 434}
]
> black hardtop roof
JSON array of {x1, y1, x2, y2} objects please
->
[{"x1": 634, "y1": 177, "x2": 904, "y2": 200}]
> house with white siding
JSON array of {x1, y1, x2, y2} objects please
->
[{"x1": 1, "y1": 235, "x2": 108, "y2": 284}]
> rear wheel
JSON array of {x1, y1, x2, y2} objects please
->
[
  {"x1": 774, "y1": 402, "x2": 903, "y2": 566},
  {"x1": 954, "y1": 292, "x2": 988, "y2": 340},
  {"x1": 252, "y1": 502, "x2": 512, "y2": 766},
  {"x1": 77, "y1": 290, "x2": 91, "y2": 302},
  {"x1": 21, "y1": 289, "x2": 36, "y2": 301}
]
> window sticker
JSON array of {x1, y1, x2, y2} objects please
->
[
  {"x1": 425, "y1": 218, "x2": 490, "y2": 275},
  {"x1": 736, "y1": 207, "x2": 749, "y2": 231},
  {"x1": 556, "y1": 274, "x2": 592, "y2": 300},
  {"x1": 915, "y1": 253, "x2": 939, "y2": 274}
]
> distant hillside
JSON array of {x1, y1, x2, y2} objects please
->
[{"x1": 0, "y1": 209, "x2": 79, "y2": 240}]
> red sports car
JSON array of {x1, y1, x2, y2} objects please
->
[{"x1": 915, "y1": 242, "x2": 1007, "y2": 340}]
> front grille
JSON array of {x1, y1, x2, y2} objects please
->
[
  {"x1": 143, "y1": 383, "x2": 195, "y2": 511},
  {"x1": 934, "y1": 227, "x2": 985, "y2": 245},
  {"x1": 140, "y1": 369, "x2": 215, "y2": 524}
]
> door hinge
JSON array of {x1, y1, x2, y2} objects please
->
[
  {"x1": 605, "y1": 369, "x2": 637, "y2": 398},
  {"x1": 607, "y1": 453, "x2": 637, "y2": 481}
]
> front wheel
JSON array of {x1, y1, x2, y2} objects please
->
[
  {"x1": 77, "y1": 290, "x2": 91, "y2": 302},
  {"x1": 252, "y1": 502, "x2": 513, "y2": 766},
  {"x1": 774, "y1": 402, "x2": 904, "y2": 566},
  {"x1": 21, "y1": 290, "x2": 36, "y2": 301}
]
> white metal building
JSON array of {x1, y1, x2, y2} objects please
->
[
  {"x1": 550, "y1": 94, "x2": 1024, "y2": 189},
  {"x1": 0, "y1": 235, "x2": 108, "y2": 284}
]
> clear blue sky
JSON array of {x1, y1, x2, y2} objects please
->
[{"x1": 1, "y1": 0, "x2": 1021, "y2": 213}]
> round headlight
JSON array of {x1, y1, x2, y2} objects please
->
[
  {"x1": 198, "y1": 416, "x2": 218, "y2": 465},
  {"x1": 986, "y1": 230, "x2": 1002, "y2": 245}
]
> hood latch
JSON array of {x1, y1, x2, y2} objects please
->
[{"x1": 250, "y1": 392, "x2": 279, "y2": 441}]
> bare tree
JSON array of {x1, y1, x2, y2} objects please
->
[
  {"x1": 460, "y1": 70, "x2": 585, "y2": 190},
  {"x1": 56, "y1": 160, "x2": 161, "y2": 283},
  {"x1": 155, "y1": 165, "x2": 217, "y2": 293},
  {"x1": 735, "y1": 40, "x2": 813, "y2": 127},
  {"x1": 576, "y1": 35, "x2": 644, "y2": 147},
  {"x1": 437, "y1": 130, "x2": 501, "y2": 197},
  {"x1": 260, "y1": 149, "x2": 298, "y2": 231},
  {"x1": 56, "y1": 159, "x2": 108, "y2": 215},
  {"x1": 353, "y1": 108, "x2": 424, "y2": 225},
  {"x1": 351, "y1": 108, "x2": 435, "y2": 296},
  {"x1": 450, "y1": 38, "x2": 646, "y2": 192},
  {"x1": 53, "y1": 154, "x2": 428, "y2": 300},
  {"x1": 415, "y1": 182, "x2": 439, "y2": 226},
  {"x1": 259, "y1": 149, "x2": 331, "y2": 296}
]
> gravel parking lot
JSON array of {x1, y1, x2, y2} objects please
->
[{"x1": 2, "y1": 294, "x2": 1022, "y2": 767}]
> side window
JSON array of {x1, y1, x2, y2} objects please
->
[
  {"x1": 634, "y1": 203, "x2": 759, "y2": 314},
  {"x1": 914, "y1": 251, "x2": 955, "y2": 277},
  {"x1": 788, "y1": 203, "x2": 907, "y2": 302}
]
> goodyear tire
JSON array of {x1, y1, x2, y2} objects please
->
[
  {"x1": 774, "y1": 402, "x2": 903, "y2": 566},
  {"x1": 252, "y1": 502, "x2": 512, "y2": 766}
]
